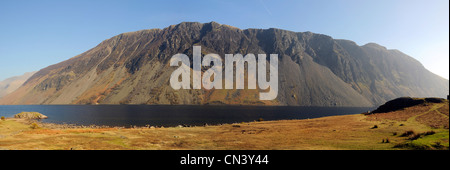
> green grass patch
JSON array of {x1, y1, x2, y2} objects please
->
[
  {"x1": 411, "y1": 131, "x2": 449, "y2": 148},
  {"x1": 395, "y1": 130, "x2": 449, "y2": 150},
  {"x1": 105, "y1": 137, "x2": 130, "y2": 148}
]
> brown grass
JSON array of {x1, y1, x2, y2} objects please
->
[
  {"x1": 0, "y1": 114, "x2": 398, "y2": 150},
  {"x1": 366, "y1": 104, "x2": 432, "y2": 121},
  {"x1": 416, "y1": 111, "x2": 449, "y2": 129},
  {"x1": 437, "y1": 104, "x2": 449, "y2": 117}
]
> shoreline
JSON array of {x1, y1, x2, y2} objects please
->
[
  {"x1": 9, "y1": 115, "x2": 330, "y2": 130},
  {"x1": 1, "y1": 101, "x2": 448, "y2": 150},
  {"x1": 9, "y1": 107, "x2": 373, "y2": 129},
  {"x1": 0, "y1": 105, "x2": 375, "y2": 129}
]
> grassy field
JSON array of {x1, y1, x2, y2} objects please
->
[{"x1": 0, "y1": 101, "x2": 448, "y2": 150}]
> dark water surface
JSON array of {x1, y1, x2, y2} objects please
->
[{"x1": 0, "y1": 105, "x2": 374, "y2": 127}]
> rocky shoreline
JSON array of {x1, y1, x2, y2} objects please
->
[{"x1": 14, "y1": 112, "x2": 48, "y2": 119}]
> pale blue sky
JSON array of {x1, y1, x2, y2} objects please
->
[{"x1": 0, "y1": 0, "x2": 448, "y2": 80}]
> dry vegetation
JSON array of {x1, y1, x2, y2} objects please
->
[
  {"x1": 437, "y1": 103, "x2": 449, "y2": 117},
  {"x1": 366, "y1": 102, "x2": 449, "y2": 129},
  {"x1": 0, "y1": 115, "x2": 392, "y2": 150},
  {"x1": 416, "y1": 111, "x2": 449, "y2": 129},
  {"x1": 0, "y1": 101, "x2": 448, "y2": 150},
  {"x1": 366, "y1": 104, "x2": 433, "y2": 121},
  {"x1": 366, "y1": 101, "x2": 449, "y2": 150}
]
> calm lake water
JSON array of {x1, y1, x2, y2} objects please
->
[{"x1": 0, "y1": 105, "x2": 374, "y2": 127}]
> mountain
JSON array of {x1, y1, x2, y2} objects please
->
[
  {"x1": 0, "y1": 71, "x2": 36, "y2": 98},
  {"x1": 0, "y1": 22, "x2": 448, "y2": 106}
]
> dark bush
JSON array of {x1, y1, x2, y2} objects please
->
[
  {"x1": 408, "y1": 134, "x2": 421, "y2": 140},
  {"x1": 400, "y1": 130, "x2": 415, "y2": 137},
  {"x1": 422, "y1": 131, "x2": 435, "y2": 136}
]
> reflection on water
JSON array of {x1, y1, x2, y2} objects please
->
[{"x1": 0, "y1": 105, "x2": 374, "y2": 127}]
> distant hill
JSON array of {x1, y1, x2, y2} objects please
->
[
  {"x1": 0, "y1": 71, "x2": 36, "y2": 98},
  {"x1": 0, "y1": 22, "x2": 448, "y2": 106},
  {"x1": 370, "y1": 97, "x2": 446, "y2": 113}
]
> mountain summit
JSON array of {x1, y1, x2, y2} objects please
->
[{"x1": 0, "y1": 22, "x2": 448, "y2": 106}]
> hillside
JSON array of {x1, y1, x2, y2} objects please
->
[
  {"x1": 0, "y1": 71, "x2": 36, "y2": 98},
  {"x1": 0, "y1": 22, "x2": 448, "y2": 106}
]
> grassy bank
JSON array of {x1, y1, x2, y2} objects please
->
[{"x1": 0, "y1": 102, "x2": 448, "y2": 150}]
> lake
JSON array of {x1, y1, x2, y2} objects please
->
[{"x1": 0, "y1": 105, "x2": 374, "y2": 127}]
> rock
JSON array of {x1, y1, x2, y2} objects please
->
[{"x1": 14, "y1": 112, "x2": 48, "y2": 119}]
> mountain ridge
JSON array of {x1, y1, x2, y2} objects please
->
[
  {"x1": 0, "y1": 71, "x2": 36, "y2": 98},
  {"x1": 1, "y1": 21, "x2": 448, "y2": 106}
]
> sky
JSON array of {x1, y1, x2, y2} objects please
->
[{"x1": 0, "y1": 0, "x2": 448, "y2": 80}]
